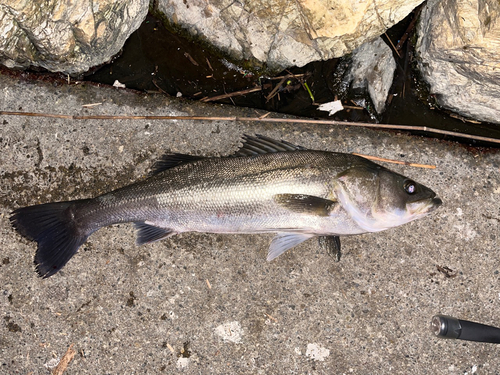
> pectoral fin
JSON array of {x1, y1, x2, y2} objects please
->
[
  {"x1": 134, "y1": 222, "x2": 176, "y2": 245},
  {"x1": 267, "y1": 233, "x2": 314, "y2": 261},
  {"x1": 318, "y1": 236, "x2": 341, "y2": 262},
  {"x1": 273, "y1": 194, "x2": 337, "y2": 217}
]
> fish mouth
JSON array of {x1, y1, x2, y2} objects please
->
[
  {"x1": 408, "y1": 196, "x2": 442, "y2": 216},
  {"x1": 432, "y1": 197, "x2": 443, "y2": 207}
]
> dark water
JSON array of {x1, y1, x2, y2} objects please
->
[{"x1": 85, "y1": 13, "x2": 500, "y2": 148}]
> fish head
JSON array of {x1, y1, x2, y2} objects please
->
[{"x1": 334, "y1": 164, "x2": 442, "y2": 232}]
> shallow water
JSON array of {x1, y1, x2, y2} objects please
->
[{"x1": 84, "y1": 13, "x2": 500, "y2": 148}]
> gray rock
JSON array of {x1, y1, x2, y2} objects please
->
[
  {"x1": 156, "y1": 0, "x2": 424, "y2": 71},
  {"x1": 1, "y1": 73, "x2": 499, "y2": 374},
  {"x1": 416, "y1": 0, "x2": 500, "y2": 124},
  {"x1": 348, "y1": 37, "x2": 396, "y2": 114},
  {"x1": 0, "y1": 0, "x2": 149, "y2": 75}
]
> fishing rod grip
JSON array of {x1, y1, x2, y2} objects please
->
[{"x1": 431, "y1": 315, "x2": 500, "y2": 343}]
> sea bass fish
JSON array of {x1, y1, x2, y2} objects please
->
[{"x1": 10, "y1": 135, "x2": 442, "y2": 277}]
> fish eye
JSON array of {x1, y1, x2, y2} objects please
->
[{"x1": 404, "y1": 180, "x2": 416, "y2": 194}]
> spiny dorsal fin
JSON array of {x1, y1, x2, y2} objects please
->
[
  {"x1": 273, "y1": 194, "x2": 337, "y2": 217},
  {"x1": 232, "y1": 134, "x2": 307, "y2": 157},
  {"x1": 151, "y1": 153, "x2": 204, "y2": 175},
  {"x1": 152, "y1": 135, "x2": 305, "y2": 171}
]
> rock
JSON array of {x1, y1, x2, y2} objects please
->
[
  {"x1": 416, "y1": 0, "x2": 500, "y2": 124},
  {"x1": 0, "y1": 0, "x2": 149, "y2": 75},
  {"x1": 155, "y1": 0, "x2": 424, "y2": 71},
  {"x1": 348, "y1": 37, "x2": 396, "y2": 114}
]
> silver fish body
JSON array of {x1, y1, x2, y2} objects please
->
[{"x1": 10, "y1": 135, "x2": 442, "y2": 277}]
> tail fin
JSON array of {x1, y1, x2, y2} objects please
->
[{"x1": 10, "y1": 200, "x2": 93, "y2": 278}]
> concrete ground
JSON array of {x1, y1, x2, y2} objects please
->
[{"x1": 1, "y1": 73, "x2": 499, "y2": 374}]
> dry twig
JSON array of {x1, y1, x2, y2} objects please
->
[
  {"x1": 384, "y1": 32, "x2": 401, "y2": 58},
  {"x1": 264, "y1": 313, "x2": 278, "y2": 323},
  {"x1": 352, "y1": 153, "x2": 436, "y2": 169},
  {"x1": 184, "y1": 52, "x2": 199, "y2": 66},
  {"x1": 1, "y1": 111, "x2": 498, "y2": 145},
  {"x1": 200, "y1": 87, "x2": 262, "y2": 102},
  {"x1": 81, "y1": 103, "x2": 102, "y2": 108},
  {"x1": 396, "y1": 6, "x2": 423, "y2": 51},
  {"x1": 52, "y1": 344, "x2": 76, "y2": 375},
  {"x1": 266, "y1": 76, "x2": 288, "y2": 102}
]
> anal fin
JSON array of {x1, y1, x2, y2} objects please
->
[
  {"x1": 267, "y1": 233, "x2": 314, "y2": 261},
  {"x1": 134, "y1": 222, "x2": 176, "y2": 245}
]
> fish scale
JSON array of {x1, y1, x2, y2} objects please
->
[
  {"x1": 10, "y1": 135, "x2": 442, "y2": 278},
  {"x1": 129, "y1": 153, "x2": 346, "y2": 233}
]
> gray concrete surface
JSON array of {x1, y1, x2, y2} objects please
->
[{"x1": 1, "y1": 73, "x2": 499, "y2": 374}]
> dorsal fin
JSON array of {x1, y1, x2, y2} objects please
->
[
  {"x1": 150, "y1": 153, "x2": 204, "y2": 175},
  {"x1": 151, "y1": 135, "x2": 306, "y2": 174},
  {"x1": 232, "y1": 134, "x2": 307, "y2": 157}
]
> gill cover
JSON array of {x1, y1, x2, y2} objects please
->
[{"x1": 333, "y1": 164, "x2": 439, "y2": 232}]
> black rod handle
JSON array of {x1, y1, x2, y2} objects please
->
[{"x1": 431, "y1": 315, "x2": 500, "y2": 344}]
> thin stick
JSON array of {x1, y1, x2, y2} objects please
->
[
  {"x1": 200, "y1": 87, "x2": 262, "y2": 102},
  {"x1": 353, "y1": 153, "x2": 436, "y2": 169},
  {"x1": 52, "y1": 344, "x2": 76, "y2": 375},
  {"x1": 264, "y1": 313, "x2": 278, "y2": 323},
  {"x1": 269, "y1": 73, "x2": 307, "y2": 81},
  {"x1": 266, "y1": 71, "x2": 307, "y2": 102},
  {"x1": 152, "y1": 79, "x2": 169, "y2": 96},
  {"x1": 206, "y1": 57, "x2": 213, "y2": 72},
  {"x1": 449, "y1": 113, "x2": 481, "y2": 124},
  {"x1": 1, "y1": 111, "x2": 499, "y2": 144},
  {"x1": 384, "y1": 32, "x2": 401, "y2": 58},
  {"x1": 343, "y1": 105, "x2": 364, "y2": 110},
  {"x1": 184, "y1": 52, "x2": 199, "y2": 66},
  {"x1": 266, "y1": 76, "x2": 288, "y2": 102},
  {"x1": 396, "y1": 6, "x2": 423, "y2": 51}
]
